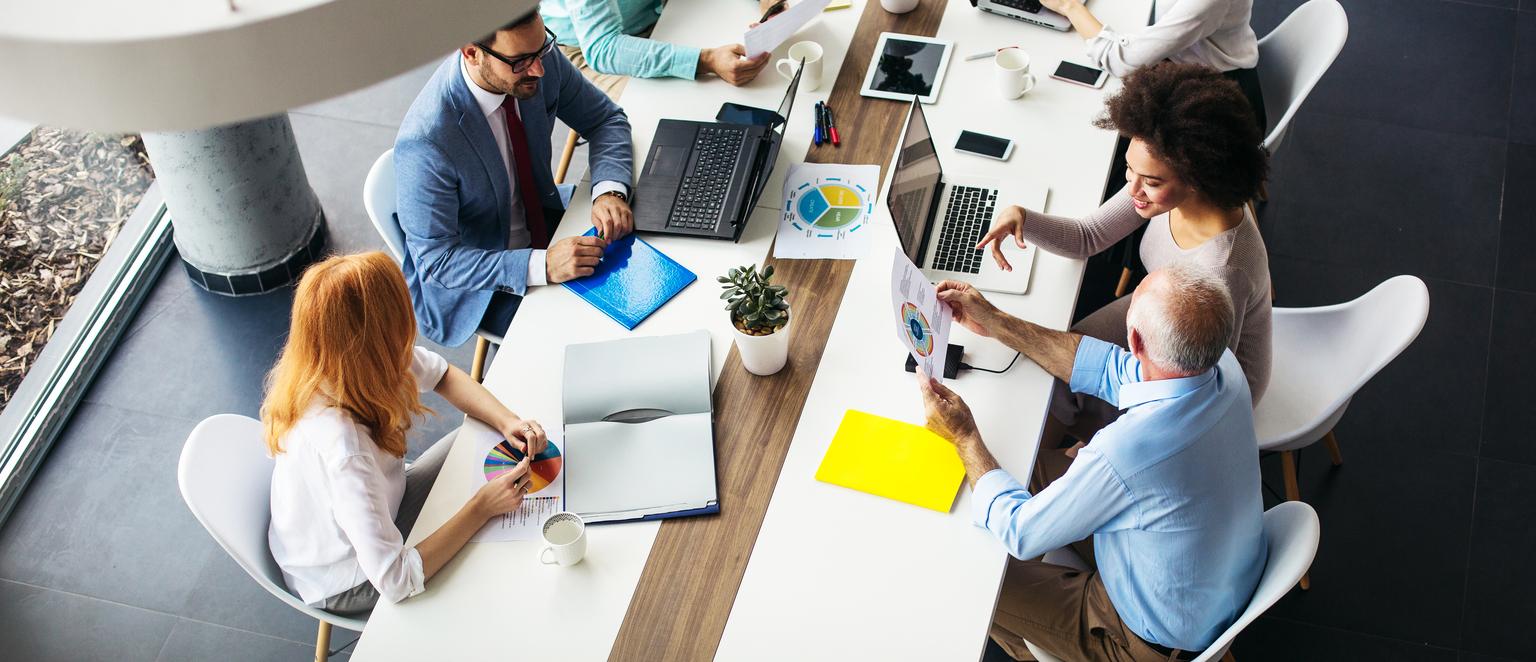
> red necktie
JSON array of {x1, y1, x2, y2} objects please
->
[{"x1": 501, "y1": 98, "x2": 549, "y2": 249}]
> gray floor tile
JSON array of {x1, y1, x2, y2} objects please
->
[
  {"x1": 177, "y1": 543, "x2": 334, "y2": 646},
  {"x1": 1275, "y1": 0, "x2": 1517, "y2": 139},
  {"x1": 1460, "y1": 459, "x2": 1536, "y2": 659},
  {"x1": 1512, "y1": 13, "x2": 1536, "y2": 144},
  {"x1": 1259, "y1": 440, "x2": 1476, "y2": 648},
  {"x1": 1496, "y1": 144, "x2": 1536, "y2": 292},
  {"x1": 1480, "y1": 289, "x2": 1536, "y2": 465},
  {"x1": 124, "y1": 259, "x2": 194, "y2": 342},
  {"x1": 1232, "y1": 617, "x2": 1459, "y2": 661},
  {"x1": 0, "y1": 579, "x2": 176, "y2": 662},
  {"x1": 1262, "y1": 112, "x2": 1505, "y2": 286},
  {"x1": 156, "y1": 620, "x2": 319, "y2": 662},
  {"x1": 295, "y1": 59, "x2": 442, "y2": 129},
  {"x1": 0, "y1": 404, "x2": 221, "y2": 614},
  {"x1": 289, "y1": 113, "x2": 401, "y2": 258}
]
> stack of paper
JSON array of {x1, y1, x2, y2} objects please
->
[{"x1": 814, "y1": 410, "x2": 965, "y2": 513}]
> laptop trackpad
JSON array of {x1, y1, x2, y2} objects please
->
[{"x1": 646, "y1": 145, "x2": 689, "y2": 178}]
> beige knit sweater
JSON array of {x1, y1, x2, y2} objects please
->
[{"x1": 1023, "y1": 187, "x2": 1272, "y2": 403}]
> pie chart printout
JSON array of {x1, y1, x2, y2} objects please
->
[
  {"x1": 483, "y1": 439, "x2": 563, "y2": 494},
  {"x1": 901, "y1": 301, "x2": 935, "y2": 357},
  {"x1": 795, "y1": 183, "x2": 866, "y2": 231}
]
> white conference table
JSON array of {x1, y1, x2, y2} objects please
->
[{"x1": 354, "y1": 0, "x2": 1148, "y2": 659}]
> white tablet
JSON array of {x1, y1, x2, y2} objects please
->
[{"x1": 859, "y1": 32, "x2": 954, "y2": 104}]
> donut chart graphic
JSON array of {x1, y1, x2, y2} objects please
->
[
  {"x1": 483, "y1": 439, "x2": 563, "y2": 494},
  {"x1": 901, "y1": 302, "x2": 935, "y2": 357},
  {"x1": 788, "y1": 178, "x2": 872, "y2": 237}
]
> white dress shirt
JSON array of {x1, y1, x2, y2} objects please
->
[
  {"x1": 1086, "y1": 0, "x2": 1259, "y2": 78},
  {"x1": 458, "y1": 59, "x2": 628, "y2": 287},
  {"x1": 268, "y1": 347, "x2": 449, "y2": 606}
]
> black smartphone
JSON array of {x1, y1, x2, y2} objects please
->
[
  {"x1": 955, "y1": 130, "x2": 1014, "y2": 161},
  {"x1": 1051, "y1": 61, "x2": 1108, "y2": 89}
]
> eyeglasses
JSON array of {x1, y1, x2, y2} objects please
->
[{"x1": 476, "y1": 27, "x2": 557, "y2": 74}]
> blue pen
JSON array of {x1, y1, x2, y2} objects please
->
[{"x1": 813, "y1": 101, "x2": 824, "y2": 145}]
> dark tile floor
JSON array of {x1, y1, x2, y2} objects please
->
[{"x1": 4, "y1": 0, "x2": 1535, "y2": 659}]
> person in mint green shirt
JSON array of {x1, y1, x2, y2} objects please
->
[{"x1": 542, "y1": 0, "x2": 783, "y2": 97}]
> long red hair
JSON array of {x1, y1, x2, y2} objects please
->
[{"x1": 262, "y1": 252, "x2": 429, "y2": 458}]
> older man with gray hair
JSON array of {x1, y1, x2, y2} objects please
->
[{"x1": 925, "y1": 263, "x2": 1267, "y2": 662}]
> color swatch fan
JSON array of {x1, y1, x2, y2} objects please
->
[{"x1": 484, "y1": 439, "x2": 563, "y2": 494}]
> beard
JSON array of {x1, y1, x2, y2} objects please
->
[{"x1": 509, "y1": 77, "x2": 540, "y2": 100}]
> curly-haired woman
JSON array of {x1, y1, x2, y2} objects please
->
[{"x1": 981, "y1": 62, "x2": 1271, "y2": 407}]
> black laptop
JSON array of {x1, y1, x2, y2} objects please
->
[{"x1": 633, "y1": 63, "x2": 802, "y2": 241}]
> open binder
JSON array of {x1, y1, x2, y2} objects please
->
[{"x1": 561, "y1": 330, "x2": 719, "y2": 523}]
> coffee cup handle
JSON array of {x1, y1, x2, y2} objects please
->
[
  {"x1": 776, "y1": 58, "x2": 797, "y2": 80},
  {"x1": 1021, "y1": 74, "x2": 1037, "y2": 95},
  {"x1": 540, "y1": 547, "x2": 558, "y2": 565}
]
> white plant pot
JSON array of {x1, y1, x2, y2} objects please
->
[
  {"x1": 732, "y1": 313, "x2": 793, "y2": 376},
  {"x1": 881, "y1": 0, "x2": 920, "y2": 13}
]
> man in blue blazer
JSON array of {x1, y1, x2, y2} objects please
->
[{"x1": 396, "y1": 9, "x2": 633, "y2": 347}]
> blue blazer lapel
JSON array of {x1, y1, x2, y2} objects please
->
[{"x1": 449, "y1": 67, "x2": 511, "y2": 232}]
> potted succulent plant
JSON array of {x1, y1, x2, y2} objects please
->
[{"x1": 719, "y1": 263, "x2": 792, "y2": 376}]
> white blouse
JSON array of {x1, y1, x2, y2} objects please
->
[
  {"x1": 1086, "y1": 0, "x2": 1259, "y2": 78},
  {"x1": 268, "y1": 347, "x2": 450, "y2": 606}
]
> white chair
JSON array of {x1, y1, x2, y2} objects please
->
[
  {"x1": 1256, "y1": 0, "x2": 1349, "y2": 157},
  {"x1": 1255, "y1": 275, "x2": 1428, "y2": 589},
  {"x1": 1024, "y1": 501, "x2": 1322, "y2": 662},
  {"x1": 177, "y1": 414, "x2": 366, "y2": 662},
  {"x1": 364, "y1": 149, "x2": 503, "y2": 382}
]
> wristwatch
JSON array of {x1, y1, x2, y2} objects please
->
[{"x1": 596, "y1": 189, "x2": 628, "y2": 204}]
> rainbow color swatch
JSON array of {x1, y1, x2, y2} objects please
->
[{"x1": 483, "y1": 439, "x2": 563, "y2": 494}]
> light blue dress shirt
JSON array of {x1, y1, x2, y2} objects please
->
[
  {"x1": 972, "y1": 337, "x2": 1267, "y2": 651},
  {"x1": 542, "y1": 0, "x2": 702, "y2": 80}
]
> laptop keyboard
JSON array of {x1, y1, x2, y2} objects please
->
[
  {"x1": 931, "y1": 185, "x2": 998, "y2": 275},
  {"x1": 989, "y1": 0, "x2": 1044, "y2": 13},
  {"x1": 667, "y1": 127, "x2": 746, "y2": 231}
]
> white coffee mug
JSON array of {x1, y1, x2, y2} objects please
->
[
  {"x1": 995, "y1": 48, "x2": 1037, "y2": 99},
  {"x1": 538, "y1": 511, "x2": 587, "y2": 567},
  {"x1": 776, "y1": 41, "x2": 825, "y2": 91},
  {"x1": 881, "y1": 0, "x2": 920, "y2": 13}
]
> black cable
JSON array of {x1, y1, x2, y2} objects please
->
[{"x1": 960, "y1": 352, "x2": 1021, "y2": 374}]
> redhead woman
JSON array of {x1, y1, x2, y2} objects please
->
[
  {"x1": 265, "y1": 252, "x2": 546, "y2": 614},
  {"x1": 981, "y1": 62, "x2": 1270, "y2": 411}
]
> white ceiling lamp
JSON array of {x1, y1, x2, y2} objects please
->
[{"x1": 0, "y1": 0, "x2": 537, "y2": 132}]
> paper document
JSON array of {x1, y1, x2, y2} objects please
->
[
  {"x1": 467, "y1": 426, "x2": 566, "y2": 542},
  {"x1": 744, "y1": 0, "x2": 832, "y2": 58},
  {"x1": 774, "y1": 163, "x2": 878, "y2": 260},
  {"x1": 815, "y1": 410, "x2": 965, "y2": 513},
  {"x1": 891, "y1": 246, "x2": 953, "y2": 381}
]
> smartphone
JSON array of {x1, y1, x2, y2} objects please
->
[
  {"x1": 955, "y1": 130, "x2": 1014, "y2": 161},
  {"x1": 1051, "y1": 61, "x2": 1108, "y2": 89}
]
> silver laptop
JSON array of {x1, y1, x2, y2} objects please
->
[
  {"x1": 887, "y1": 100, "x2": 1037, "y2": 294},
  {"x1": 974, "y1": 0, "x2": 1079, "y2": 31}
]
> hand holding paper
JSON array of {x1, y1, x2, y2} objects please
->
[
  {"x1": 890, "y1": 247, "x2": 953, "y2": 382},
  {"x1": 744, "y1": 0, "x2": 832, "y2": 58}
]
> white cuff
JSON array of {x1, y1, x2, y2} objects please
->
[
  {"x1": 528, "y1": 249, "x2": 548, "y2": 287},
  {"x1": 591, "y1": 180, "x2": 628, "y2": 201}
]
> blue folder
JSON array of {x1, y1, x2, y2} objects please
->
[{"x1": 561, "y1": 228, "x2": 697, "y2": 330}]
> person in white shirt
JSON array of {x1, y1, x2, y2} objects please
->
[{"x1": 265, "y1": 252, "x2": 548, "y2": 614}]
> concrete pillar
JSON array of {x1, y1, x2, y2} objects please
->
[{"x1": 142, "y1": 113, "x2": 325, "y2": 296}]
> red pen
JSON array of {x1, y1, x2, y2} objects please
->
[{"x1": 825, "y1": 104, "x2": 840, "y2": 147}]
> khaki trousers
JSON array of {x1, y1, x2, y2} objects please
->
[{"x1": 990, "y1": 559, "x2": 1187, "y2": 662}]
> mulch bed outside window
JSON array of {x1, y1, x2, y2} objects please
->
[{"x1": 0, "y1": 128, "x2": 155, "y2": 409}]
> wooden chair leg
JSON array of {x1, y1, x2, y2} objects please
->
[
  {"x1": 555, "y1": 130, "x2": 579, "y2": 185},
  {"x1": 1280, "y1": 450, "x2": 1312, "y2": 590},
  {"x1": 471, "y1": 335, "x2": 490, "y2": 383},
  {"x1": 314, "y1": 620, "x2": 332, "y2": 662},
  {"x1": 1114, "y1": 267, "x2": 1133, "y2": 298},
  {"x1": 1323, "y1": 430, "x2": 1344, "y2": 466},
  {"x1": 1222, "y1": 651, "x2": 1237, "y2": 662}
]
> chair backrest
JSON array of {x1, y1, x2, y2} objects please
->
[
  {"x1": 177, "y1": 414, "x2": 368, "y2": 630},
  {"x1": 364, "y1": 148, "x2": 407, "y2": 263},
  {"x1": 1193, "y1": 501, "x2": 1321, "y2": 661},
  {"x1": 1255, "y1": 275, "x2": 1429, "y2": 448},
  {"x1": 1256, "y1": 0, "x2": 1348, "y2": 155}
]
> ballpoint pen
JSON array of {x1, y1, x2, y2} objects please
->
[
  {"x1": 813, "y1": 101, "x2": 825, "y2": 145},
  {"x1": 825, "y1": 104, "x2": 840, "y2": 147}
]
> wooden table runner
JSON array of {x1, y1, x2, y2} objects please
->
[{"x1": 609, "y1": 2, "x2": 947, "y2": 659}]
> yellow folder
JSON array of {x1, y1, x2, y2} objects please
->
[{"x1": 814, "y1": 410, "x2": 966, "y2": 513}]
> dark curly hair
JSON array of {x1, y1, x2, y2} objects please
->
[{"x1": 1095, "y1": 62, "x2": 1269, "y2": 210}]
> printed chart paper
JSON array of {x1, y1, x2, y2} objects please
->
[
  {"x1": 774, "y1": 163, "x2": 877, "y2": 259},
  {"x1": 890, "y1": 247, "x2": 953, "y2": 382},
  {"x1": 744, "y1": 0, "x2": 831, "y2": 58},
  {"x1": 468, "y1": 427, "x2": 565, "y2": 542}
]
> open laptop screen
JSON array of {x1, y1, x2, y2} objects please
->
[{"x1": 887, "y1": 100, "x2": 943, "y2": 266}]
